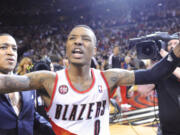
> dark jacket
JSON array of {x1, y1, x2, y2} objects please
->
[
  {"x1": 0, "y1": 90, "x2": 54, "y2": 135},
  {"x1": 156, "y1": 75, "x2": 180, "y2": 135}
]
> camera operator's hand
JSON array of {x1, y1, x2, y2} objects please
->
[
  {"x1": 137, "y1": 84, "x2": 155, "y2": 97},
  {"x1": 165, "y1": 39, "x2": 180, "y2": 79},
  {"x1": 160, "y1": 49, "x2": 168, "y2": 58},
  {"x1": 173, "y1": 39, "x2": 180, "y2": 58}
]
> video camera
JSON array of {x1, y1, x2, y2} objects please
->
[{"x1": 129, "y1": 32, "x2": 179, "y2": 60}]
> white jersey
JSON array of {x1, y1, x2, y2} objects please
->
[{"x1": 46, "y1": 68, "x2": 110, "y2": 135}]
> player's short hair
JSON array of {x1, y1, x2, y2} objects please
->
[
  {"x1": 0, "y1": 33, "x2": 13, "y2": 37},
  {"x1": 72, "y1": 25, "x2": 97, "y2": 46}
]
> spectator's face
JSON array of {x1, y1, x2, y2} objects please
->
[
  {"x1": 113, "y1": 46, "x2": 119, "y2": 56},
  {"x1": 125, "y1": 56, "x2": 131, "y2": 64},
  {"x1": 23, "y1": 62, "x2": 31, "y2": 71},
  {"x1": 66, "y1": 27, "x2": 96, "y2": 66},
  {"x1": 167, "y1": 39, "x2": 179, "y2": 52},
  {"x1": 0, "y1": 35, "x2": 17, "y2": 74}
]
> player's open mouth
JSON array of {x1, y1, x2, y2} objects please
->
[
  {"x1": 72, "y1": 48, "x2": 84, "y2": 58},
  {"x1": 72, "y1": 48, "x2": 83, "y2": 54}
]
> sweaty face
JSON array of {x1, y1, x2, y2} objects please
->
[
  {"x1": 167, "y1": 39, "x2": 179, "y2": 52},
  {"x1": 0, "y1": 35, "x2": 17, "y2": 74},
  {"x1": 66, "y1": 27, "x2": 96, "y2": 66}
]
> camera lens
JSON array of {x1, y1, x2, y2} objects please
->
[
  {"x1": 135, "y1": 40, "x2": 158, "y2": 59},
  {"x1": 142, "y1": 46, "x2": 153, "y2": 55}
]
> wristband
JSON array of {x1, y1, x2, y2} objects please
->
[
  {"x1": 168, "y1": 50, "x2": 180, "y2": 63},
  {"x1": 135, "y1": 51, "x2": 180, "y2": 84}
]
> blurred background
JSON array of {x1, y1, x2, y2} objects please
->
[
  {"x1": 1, "y1": 0, "x2": 180, "y2": 134},
  {"x1": 0, "y1": 0, "x2": 179, "y2": 62}
]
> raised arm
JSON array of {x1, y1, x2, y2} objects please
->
[{"x1": 0, "y1": 71, "x2": 56, "y2": 96}]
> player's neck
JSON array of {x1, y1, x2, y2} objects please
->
[
  {"x1": 67, "y1": 65, "x2": 91, "y2": 80},
  {"x1": 0, "y1": 70, "x2": 13, "y2": 75}
]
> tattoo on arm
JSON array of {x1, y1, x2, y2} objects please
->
[
  {"x1": 111, "y1": 77, "x2": 118, "y2": 83},
  {"x1": 0, "y1": 75, "x2": 30, "y2": 93},
  {"x1": 108, "y1": 69, "x2": 135, "y2": 86},
  {"x1": 117, "y1": 70, "x2": 135, "y2": 86},
  {"x1": 0, "y1": 71, "x2": 55, "y2": 96},
  {"x1": 104, "y1": 69, "x2": 135, "y2": 96},
  {"x1": 28, "y1": 74, "x2": 44, "y2": 89},
  {"x1": 28, "y1": 71, "x2": 56, "y2": 97}
]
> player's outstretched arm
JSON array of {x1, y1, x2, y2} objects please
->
[
  {"x1": 0, "y1": 71, "x2": 56, "y2": 95},
  {"x1": 104, "y1": 69, "x2": 135, "y2": 87}
]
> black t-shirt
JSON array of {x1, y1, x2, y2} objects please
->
[
  {"x1": 156, "y1": 75, "x2": 180, "y2": 134},
  {"x1": 112, "y1": 56, "x2": 121, "y2": 68}
]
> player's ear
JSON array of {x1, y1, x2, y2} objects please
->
[{"x1": 93, "y1": 47, "x2": 97, "y2": 56}]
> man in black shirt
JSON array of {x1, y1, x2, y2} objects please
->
[
  {"x1": 108, "y1": 45, "x2": 122, "y2": 68},
  {"x1": 156, "y1": 39, "x2": 180, "y2": 135},
  {"x1": 137, "y1": 39, "x2": 180, "y2": 135}
]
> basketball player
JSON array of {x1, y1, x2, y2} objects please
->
[{"x1": 0, "y1": 25, "x2": 180, "y2": 135}]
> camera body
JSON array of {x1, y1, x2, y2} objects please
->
[
  {"x1": 129, "y1": 32, "x2": 178, "y2": 60},
  {"x1": 135, "y1": 40, "x2": 163, "y2": 60}
]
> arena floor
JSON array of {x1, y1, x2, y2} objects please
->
[
  {"x1": 109, "y1": 90, "x2": 158, "y2": 135},
  {"x1": 110, "y1": 124, "x2": 157, "y2": 135}
]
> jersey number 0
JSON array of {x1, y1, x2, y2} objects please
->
[{"x1": 94, "y1": 119, "x2": 100, "y2": 135}]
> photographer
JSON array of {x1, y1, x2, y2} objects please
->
[{"x1": 131, "y1": 33, "x2": 180, "y2": 135}]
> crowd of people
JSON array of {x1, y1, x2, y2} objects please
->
[
  {"x1": 0, "y1": 0, "x2": 179, "y2": 71},
  {"x1": 0, "y1": 0, "x2": 180, "y2": 135},
  {"x1": 0, "y1": 23, "x2": 180, "y2": 135}
]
